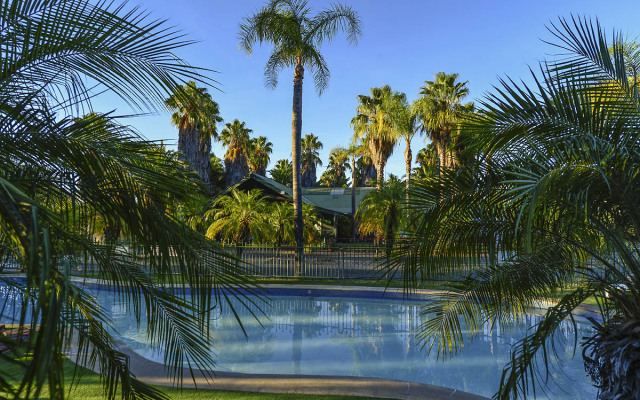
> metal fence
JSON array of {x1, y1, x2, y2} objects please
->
[
  {"x1": 1, "y1": 241, "x2": 621, "y2": 283},
  {"x1": 222, "y1": 244, "x2": 390, "y2": 280}
]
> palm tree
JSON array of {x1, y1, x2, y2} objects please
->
[
  {"x1": 347, "y1": 142, "x2": 368, "y2": 240},
  {"x1": 166, "y1": 81, "x2": 222, "y2": 191},
  {"x1": 205, "y1": 189, "x2": 272, "y2": 255},
  {"x1": 351, "y1": 85, "x2": 404, "y2": 190},
  {"x1": 413, "y1": 72, "x2": 473, "y2": 171},
  {"x1": 0, "y1": 1, "x2": 247, "y2": 398},
  {"x1": 269, "y1": 202, "x2": 295, "y2": 249},
  {"x1": 356, "y1": 176, "x2": 405, "y2": 255},
  {"x1": 413, "y1": 144, "x2": 439, "y2": 179},
  {"x1": 219, "y1": 119, "x2": 252, "y2": 186},
  {"x1": 248, "y1": 136, "x2": 273, "y2": 176},
  {"x1": 270, "y1": 159, "x2": 293, "y2": 187},
  {"x1": 239, "y1": 0, "x2": 362, "y2": 275},
  {"x1": 394, "y1": 18, "x2": 640, "y2": 400},
  {"x1": 270, "y1": 202, "x2": 322, "y2": 247},
  {"x1": 319, "y1": 168, "x2": 349, "y2": 188},
  {"x1": 209, "y1": 152, "x2": 227, "y2": 192},
  {"x1": 396, "y1": 97, "x2": 420, "y2": 202},
  {"x1": 355, "y1": 153, "x2": 377, "y2": 187},
  {"x1": 301, "y1": 133, "x2": 323, "y2": 187},
  {"x1": 300, "y1": 204, "x2": 323, "y2": 244},
  {"x1": 320, "y1": 147, "x2": 351, "y2": 187}
]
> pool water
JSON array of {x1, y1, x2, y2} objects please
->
[
  {"x1": 0, "y1": 285, "x2": 598, "y2": 399},
  {"x1": 94, "y1": 288, "x2": 597, "y2": 399}
]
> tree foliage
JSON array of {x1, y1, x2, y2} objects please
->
[
  {"x1": 219, "y1": 119, "x2": 252, "y2": 186},
  {"x1": 270, "y1": 159, "x2": 293, "y2": 187},
  {"x1": 393, "y1": 17, "x2": 640, "y2": 400},
  {"x1": 351, "y1": 85, "x2": 405, "y2": 189},
  {"x1": 413, "y1": 72, "x2": 473, "y2": 170},
  {"x1": 166, "y1": 81, "x2": 222, "y2": 190},
  {"x1": 248, "y1": 136, "x2": 273, "y2": 176},
  {"x1": 269, "y1": 202, "x2": 322, "y2": 246},
  {"x1": 357, "y1": 176, "x2": 405, "y2": 253},
  {"x1": 413, "y1": 144, "x2": 439, "y2": 179},
  {"x1": 239, "y1": 0, "x2": 361, "y2": 95},
  {"x1": 166, "y1": 81, "x2": 221, "y2": 137},
  {"x1": 0, "y1": 1, "x2": 250, "y2": 399},
  {"x1": 319, "y1": 147, "x2": 351, "y2": 188},
  {"x1": 239, "y1": 0, "x2": 361, "y2": 271},
  {"x1": 301, "y1": 133, "x2": 323, "y2": 187},
  {"x1": 205, "y1": 189, "x2": 272, "y2": 245}
]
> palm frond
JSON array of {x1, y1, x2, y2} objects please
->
[{"x1": 397, "y1": 15, "x2": 640, "y2": 398}]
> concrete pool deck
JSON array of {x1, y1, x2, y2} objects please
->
[{"x1": 115, "y1": 342, "x2": 489, "y2": 400}]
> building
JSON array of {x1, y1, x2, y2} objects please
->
[{"x1": 217, "y1": 173, "x2": 375, "y2": 239}]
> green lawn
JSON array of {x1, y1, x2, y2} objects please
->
[{"x1": 0, "y1": 355, "x2": 380, "y2": 400}]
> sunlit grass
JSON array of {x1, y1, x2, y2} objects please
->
[{"x1": 0, "y1": 355, "x2": 380, "y2": 400}]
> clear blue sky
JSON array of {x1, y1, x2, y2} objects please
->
[{"x1": 94, "y1": 0, "x2": 640, "y2": 179}]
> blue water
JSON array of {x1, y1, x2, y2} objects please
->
[{"x1": 1, "y1": 285, "x2": 598, "y2": 399}]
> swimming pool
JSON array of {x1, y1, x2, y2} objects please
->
[
  {"x1": 91, "y1": 286, "x2": 597, "y2": 399},
  {"x1": 0, "y1": 284, "x2": 597, "y2": 399}
]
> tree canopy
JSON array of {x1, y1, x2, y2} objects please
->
[
  {"x1": 0, "y1": 1, "x2": 248, "y2": 399},
  {"x1": 393, "y1": 17, "x2": 640, "y2": 399}
]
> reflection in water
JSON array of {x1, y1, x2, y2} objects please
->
[{"x1": 0, "y1": 286, "x2": 597, "y2": 399}]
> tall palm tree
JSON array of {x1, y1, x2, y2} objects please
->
[
  {"x1": 239, "y1": 0, "x2": 362, "y2": 275},
  {"x1": 248, "y1": 136, "x2": 273, "y2": 176},
  {"x1": 270, "y1": 159, "x2": 293, "y2": 187},
  {"x1": 166, "y1": 81, "x2": 222, "y2": 191},
  {"x1": 347, "y1": 142, "x2": 368, "y2": 240},
  {"x1": 0, "y1": 1, "x2": 248, "y2": 398},
  {"x1": 219, "y1": 119, "x2": 252, "y2": 186},
  {"x1": 396, "y1": 97, "x2": 420, "y2": 201},
  {"x1": 413, "y1": 72, "x2": 473, "y2": 171},
  {"x1": 394, "y1": 18, "x2": 640, "y2": 400},
  {"x1": 351, "y1": 85, "x2": 404, "y2": 190},
  {"x1": 301, "y1": 133, "x2": 323, "y2": 187}
]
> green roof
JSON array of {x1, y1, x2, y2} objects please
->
[
  {"x1": 302, "y1": 186, "x2": 376, "y2": 215},
  {"x1": 218, "y1": 174, "x2": 375, "y2": 216}
]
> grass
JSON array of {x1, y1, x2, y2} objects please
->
[{"x1": 0, "y1": 355, "x2": 381, "y2": 400}]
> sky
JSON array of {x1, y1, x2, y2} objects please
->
[{"x1": 93, "y1": 0, "x2": 640, "y2": 179}]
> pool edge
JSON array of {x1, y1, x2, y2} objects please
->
[{"x1": 112, "y1": 342, "x2": 490, "y2": 400}]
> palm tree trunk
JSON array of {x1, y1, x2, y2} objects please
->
[
  {"x1": 302, "y1": 164, "x2": 316, "y2": 187},
  {"x1": 292, "y1": 60, "x2": 304, "y2": 276},
  {"x1": 404, "y1": 138, "x2": 412, "y2": 206},
  {"x1": 351, "y1": 154, "x2": 356, "y2": 240},
  {"x1": 198, "y1": 130, "x2": 213, "y2": 191},
  {"x1": 385, "y1": 212, "x2": 395, "y2": 258},
  {"x1": 375, "y1": 161, "x2": 384, "y2": 190},
  {"x1": 442, "y1": 126, "x2": 453, "y2": 169},
  {"x1": 178, "y1": 125, "x2": 212, "y2": 191},
  {"x1": 225, "y1": 154, "x2": 249, "y2": 186},
  {"x1": 433, "y1": 136, "x2": 447, "y2": 175}
]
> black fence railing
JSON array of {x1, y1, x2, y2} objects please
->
[
  {"x1": 222, "y1": 244, "x2": 389, "y2": 280},
  {"x1": 1, "y1": 242, "x2": 621, "y2": 284}
]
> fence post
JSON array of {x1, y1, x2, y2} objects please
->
[{"x1": 340, "y1": 247, "x2": 344, "y2": 281}]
